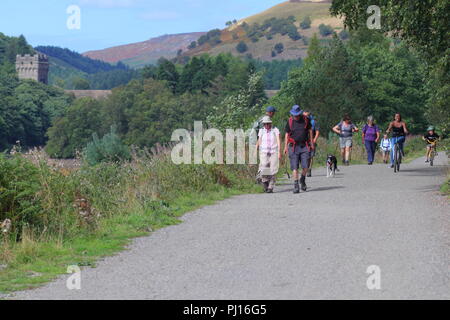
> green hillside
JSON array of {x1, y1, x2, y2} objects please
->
[
  {"x1": 47, "y1": 56, "x2": 87, "y2": 88},
  {"x1": 184, "y1": 1, "x2": 343, "y2": 62},
  {"x1": 35, "y1": 46, "x2": 140, "y2": 90}
]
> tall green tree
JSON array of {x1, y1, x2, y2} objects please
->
[
  {"x1": 331, "y1": 0, "x2": 449, "y2": 63},
  {"x1": 46, "y1": 98, "x2": 105, "y2": 158},
  {"x1": 331, "y1": 0, "x2": 450, "y2": 134},
  {"x1": 155, "y1": 58, "x2": 179, "y2": 93},
  {"x1": 283, "y1": 35, "x2": 366, "y2": 133}
]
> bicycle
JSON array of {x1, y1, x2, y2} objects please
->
[
  {"x1": 391, "y1": 136, "x2": 404, "y2": 173},
  {"x1": 426, "y1": 139, "x2": 438, "y2": 166}
]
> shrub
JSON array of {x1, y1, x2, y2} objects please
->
[
  {"x1": 236, "y1": 41, "x2": 248, "y2": 53},
  {"x1": 83, "y1": 127, "x2": 131, "y2": 166},
  {"x1": 0, "y1": 154, "x2": 42, "y2": 238},
  {"x1": 339, "y1": 29, "x2": 350, "y2": 40},
  {"x1": 187, "y1": 41, "x2": 197, "y2": 50},
  {"x1": 287, "y1": 25, "x2": 301, "y2": 41},
  {"x1": 300, "y1": 16, "x2": 312, "y2": 29},
  {"x1": 319, "y1": 24, "x2": 334, "y2": 37},
  {"x1": 274, "y1": 43, "x2": 284, "y2": 54}
]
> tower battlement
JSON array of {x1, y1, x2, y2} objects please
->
[{"x1": 15, "y1": 53, "x2": 49, "y2": 84}]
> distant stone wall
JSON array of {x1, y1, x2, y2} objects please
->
[
  {"x1": 16, "y1": 53, "x2": 49, "y2": 84},
  {"x1": 65, "y1": 90, "x2": 112, "y2": 99}
]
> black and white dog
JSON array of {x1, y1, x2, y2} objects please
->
[{"x1": 326, "y1": 154, "x2": 339, "y2": 178}]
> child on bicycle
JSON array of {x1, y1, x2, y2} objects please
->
[
  {"x1": 380, "y1": 134, "x2": 391, "y2": 164},
  {"x1": 422, "y1": 126, "x2": 440, "y2": 163}
]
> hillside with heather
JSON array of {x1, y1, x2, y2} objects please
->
[
  {"x1": 183, "y1": 0, "x2": 344, "y2": 61},
  {"x1": 83, "y1": 32, "x2": 206, "y2": 68},
  {"x1": 80, "y1": 1, "x2": 343, "y2": 67}
]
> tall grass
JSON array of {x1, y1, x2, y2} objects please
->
[{"x1": 0, "y1": 146, "x2": 258, "y2": 292}]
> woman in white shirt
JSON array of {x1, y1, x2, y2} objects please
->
[{"x1": 256, "y1": 116, "x2": 281, "y2": 193}]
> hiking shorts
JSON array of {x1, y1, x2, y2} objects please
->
[
  {"x1": 289, "y1": 145, "x2": 310, "y2": 170},
  {"x1": 340, "y1": 137, "x2": 353, "y2": 149}
]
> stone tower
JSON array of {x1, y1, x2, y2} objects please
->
[{"x1": 15, "y1": 53, "x2": 49, "y2": 84}]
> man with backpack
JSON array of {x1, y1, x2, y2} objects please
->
[{"x1": 284, "y1": 105, "x2": 315, "y2": 194}]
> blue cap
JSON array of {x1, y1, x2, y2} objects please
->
[
  {"x1": 266, "y1": 106, "x2": 277, "y2": 113},
  {"x1": 290, "y1": 105, "x2": 302, "y2": 116}
]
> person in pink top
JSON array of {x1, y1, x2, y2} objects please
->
[{"x1": 256, "y1": 116, "x2": 281, "y2": 193}]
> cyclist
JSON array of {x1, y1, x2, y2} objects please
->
[
  {"x1": 422, "y1": 126, "x2": 440, "y2": 163},
  {"x1": 386, "y1": 113, "x2": 409, "y2": 168}
]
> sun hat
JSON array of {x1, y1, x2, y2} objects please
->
[
  {"x1": 266, "y1": 106, "x2": 277, "y2": 113},
  {"x1": 290, "y1": 105, "x2": 302, "y2": 116},
  {"x1": 262, "y1": 116, "x2": 272, "y2": 124},
  {"x1": 427, "y1": 126, "x2": 435, "y2": 131}
]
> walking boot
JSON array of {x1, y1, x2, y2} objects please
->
[
  {"x1": 300, "y1": 176, "x2": 307, "y2": 192},
  {"x1": 293, "y1": 181, "x2": 300, "y2": 194}
]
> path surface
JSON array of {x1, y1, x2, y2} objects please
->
[{"x1": 13, "y1": 154, "x2": 450, "y2": 300}]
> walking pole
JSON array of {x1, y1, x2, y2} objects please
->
[{"x1": 284, "y1": 155, "x2": 291, "y2": 180}]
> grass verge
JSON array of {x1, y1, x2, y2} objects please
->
[{"x1": 0, "y1": 149, "x2": 259, "y2": 294}]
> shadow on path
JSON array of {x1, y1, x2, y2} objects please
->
[{"x1": 276, "y1": 186, "x2": 345, "y2": 193}]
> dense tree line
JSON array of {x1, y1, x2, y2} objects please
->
[
  {"x1": 35, "y1": 46, "x2": 128, "y2": 74},
  {"x1": 251, "y1": 58, "x2": 303, "y2": 90},
  {"x1": 38, "y1": 46, "x2": 139, "y2": 90},
  {"x1": 0, "y1": 33, "x2": 34, "y2": 65},
  {"x1": 45, "y1": 54, "x2": 265, "y2": 158},
  {"x1": 0, "y1": 75, "x2": 73, "y2": 150},
  {"x1": 50, "y1": 61, "x2": 140, "y2": 90},
  {"x1": 0, "y1": 35, "x2": 73, "y2": 151}
]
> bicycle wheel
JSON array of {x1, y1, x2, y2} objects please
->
[
  {"x1": 393, "y1": 144, "x2": 398, "y2": 173},
  {"x1": 430, "y1": 149, "x2": 435, "y2": 166},
  {"x1": 396, "y1": 144, "x2": 402, "y2": 172}
]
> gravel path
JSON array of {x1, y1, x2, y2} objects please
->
[{"x1": 12, "y1": 154, "x2": 450, "y2": 300}]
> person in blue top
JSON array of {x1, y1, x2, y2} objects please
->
[
  {"x1": 362, "y1": 116, "x2": 380, "y2": 165},
  {"x1": 303, "y1": 110, "x2": 320, "y2": 177}
]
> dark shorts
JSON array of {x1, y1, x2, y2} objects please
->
[{"x1": 289, "y1": 145, "x2": 310, "y2": 170}]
